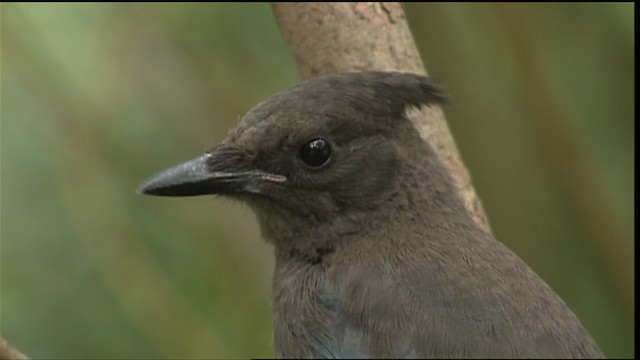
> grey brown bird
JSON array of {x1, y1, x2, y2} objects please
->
[{"x1": 138, "y1": 71, "x2": 604, "y2": 358}]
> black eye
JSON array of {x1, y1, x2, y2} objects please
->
[{"x1": 299, "y1": 138, "x2": 331, "y2": 167}]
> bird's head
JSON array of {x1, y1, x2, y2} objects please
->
[{"x1": 139, "y1": 71, "x2": 448, "y2": 254}]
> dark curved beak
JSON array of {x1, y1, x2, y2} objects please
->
[{"x1": 138, "y1": 151, "x2": 286, "y2": 197}]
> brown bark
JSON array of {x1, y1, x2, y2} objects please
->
[{"x1": 271, "y1": 2, "x2": 491, "y2": 233}]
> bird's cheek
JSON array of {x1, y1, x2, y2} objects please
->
[
  {"x1": 246, "y1": 181, "x2": 290, "y2": 204},
  {"x1": 332, "y1": 165, "x2": 400, "y2": 209},
  {"x1": 240, "y1": 181, "x2": 262, "y2": 195}
]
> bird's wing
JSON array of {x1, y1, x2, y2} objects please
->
[{"x1": 319, "y1": 231, "x2": 603, "y2": 358}]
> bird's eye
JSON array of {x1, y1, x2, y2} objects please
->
[{"x1": 299, "y1": 138, "x2": 331, "y2": 167}]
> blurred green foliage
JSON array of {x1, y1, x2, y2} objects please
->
[{"x1": 1, "y1": 3, "x2": 633, "y2": 358}]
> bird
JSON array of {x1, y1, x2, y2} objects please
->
[{"x1": 138, "y1": 71, "x2": 604, "y2": 358}]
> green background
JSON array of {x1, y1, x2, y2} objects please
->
[{"x1": 1, "y1": 3, "x2": 633, "y2": 358}]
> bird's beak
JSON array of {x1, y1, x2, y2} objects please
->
[{"x1": 137, "y1": 149, "x2": 286, "y2": 197}]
